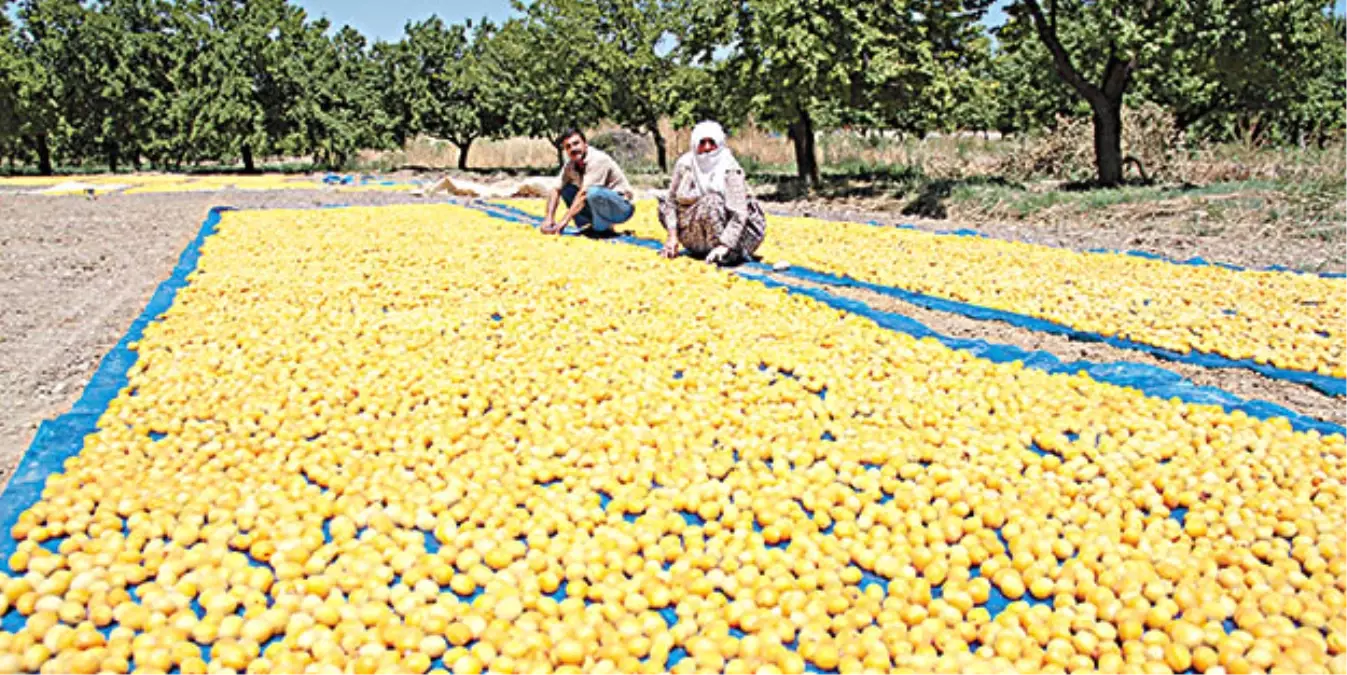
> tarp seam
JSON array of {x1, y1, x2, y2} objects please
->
[
  {"x1": 472, "y1": 201, "x2": 1342, "y2": 436},
  {"x1": 485, "y1": 201, "x2": 1345, "y2": 396}
]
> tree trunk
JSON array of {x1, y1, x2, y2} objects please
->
[
  {"x1": 34, "y1": 134, "x2": 53, "y2": 176},
  {"x1": 650, "y1": 124, "x2": 667, "y2": 173},
  {"x1": 242, "y1": 143, "x2": 255, "y2": 173},
  {"x1": 456, "y1": 138, "x2": 473, "y2": 171},
  {"x1": 1021, "y1": 0, "x2": 1136, "y2": 188},
  {"x1": 788, "y1": 110, "x2": 820, "y2": 186},
  {"x1": 554, "y1": 141, "x2": 564, "y2": 167},
  {"x1": 1089, "y1": 95, "x2": 1124, "y2": 186},
  {"x1": 107, "y1": 142, "x2": 119, "y2": 173}
]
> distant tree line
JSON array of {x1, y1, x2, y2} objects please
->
[{"x1": 2, "y1": 0, "x2": 1343, "y2": 185}]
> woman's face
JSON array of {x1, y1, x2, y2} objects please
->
[{"x1": 697, "y1": 138, "x2": 719, "y2": 155}]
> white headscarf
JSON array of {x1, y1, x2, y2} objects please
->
[{"x1": 686, "y1": 121, "x2": 740, "y2": 197}]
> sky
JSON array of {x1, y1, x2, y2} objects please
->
[
  {"x1": 294, "y1": 0, "x2": 1343, "y2": 42},
  {"x1": 291, "y1": 0, "x2": 1019, "y2": 42},
  {"x1": 289, "y1": 0, "x2": 519, "y2": 41}
]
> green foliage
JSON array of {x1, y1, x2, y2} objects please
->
[
  {"x1": 994, "y1": 0, "x2": 1345, "y2": 146},
  {"x1": 522, "y1": 0, "x2": 691, "y2": 169},
  {"x1": 373, "y1": 17, "x2": 466, "y2": 150},
  {"x1": 680, "y1": 0, "x2": 998, "y2": 184},
  {"x1": 477, "y1": 11, "x2": 611, "y2": 154},
  {"x1": 0, "y1": 0, "x2": 1340, "y2": 178},
  {"x1": 2, "y1": 0, "x2": 394, "y2": 172},
  {"x1": 990, "y1": 15, "x2": 1086, "y2": 133}
]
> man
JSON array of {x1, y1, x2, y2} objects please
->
[{"x1": 541, "y1": 128, "x2": 635, "y2": 235}]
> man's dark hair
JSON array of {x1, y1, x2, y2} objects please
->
[{"x1": 559, "y1": 128, "x2": 586, "y2": 145}]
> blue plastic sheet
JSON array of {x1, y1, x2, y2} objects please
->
[
  {"x1": 858, "y1": 217, "x2": 1345, "y2": 279},
  {"x1": 0, "y1": 202, "x2": 1326, "y2": 672},
  {"x1": 848, "y1": 219, "x2": 1345, "y2": 392},
  {"x1": 321, "y1": 173, "x2": 406, "y2": 188},
  {"x1": 486, "y1": 201, "x2": 1346, "y2": 396},
  {"x1": 762, "y1": 261, "x2": 1346, "y2": 397},
  {"x1": 0, "y1": 207, "x2": 230, "y2": 565},
  {"x1": 474, "y1": 201, "x2": 1343, "y2": 437},
  {"x1": 736, "y1": 271, "x2": 1343, "y2": 437}
]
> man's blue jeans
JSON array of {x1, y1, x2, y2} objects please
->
[{"x1": 560, "y1": 184, "x2": 635, "y2": 234}]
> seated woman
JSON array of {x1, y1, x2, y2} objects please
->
[{"x1": 658, "y1": 121, "x2": 767, "y2": 265}]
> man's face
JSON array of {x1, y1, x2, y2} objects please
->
[{"x1": 564, "y1": 135, "x2": 587, "y2": 164}]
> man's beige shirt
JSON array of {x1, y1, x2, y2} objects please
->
[{"x1": 558, "y1": 147, "x2": 634, "y2": 200}]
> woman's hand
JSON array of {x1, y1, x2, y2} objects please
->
[{"x1": 661, "y1": 238, "x2": 679, "y2": 259}]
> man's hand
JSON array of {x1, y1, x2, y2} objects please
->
[
  {"x1": 706, "y1": 245, "x2": 730, "y2": 265},
  {"x1": 661, "y1": 237, "x2": 679, "y2": 259},
  {"x1": 540, "y1": 217, "x2": 560, "y2": 235}
]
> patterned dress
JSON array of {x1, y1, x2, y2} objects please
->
[{"x1": 657, "y1": 158, "x2": 767, "y2": 262}]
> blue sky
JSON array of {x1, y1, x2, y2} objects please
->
[
  {"x1": 295, "y1": 0, "x2": 1340, "y2": 42},
  {"x1": 289, "y1": 0, "x2": 518, "y2": 41},
  {"x1": 292, "y1": 0, "x2": 1019, "y2": 42}
]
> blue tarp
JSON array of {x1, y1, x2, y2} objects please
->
[
  {"x1": 474, "y1": 201, "x2": 1342, "y2": 436},
  {"x1": 0, "y1": 202, "x2": 1322, "y2": 671},
  {"x1": 764, "y1": 261, "x2": 1345, "y2": 397},
  {"x1": 853, "y1": 217, "x2": 1345, "y2": 279},
  {"x1": 0, "y1": 207, "x2": 229, "y2": 565},
  {"x1": 321, "y1": 173, "x2": 403, "y2": 187},
  {"x1": 487, "y1": 201, "x2": 1346, "y2": 396}
]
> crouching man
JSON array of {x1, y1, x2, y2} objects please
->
[{"x1": 541, "y1": 128, "x2": 635, "y2": 235}]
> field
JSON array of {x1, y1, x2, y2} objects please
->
[
  {"x1": 367, "y1": 126, "x2": 1347, "y2": 276},
  {"x1": 0, "y1": 183, "x2": 1343, "y2": 675}
]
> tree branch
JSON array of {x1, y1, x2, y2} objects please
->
[
  {"x1": 1101, "y1": 52, "x2": 1137, "y2": 100},
  {"x1": 1021, "y1": 0, "x2": 1103, "y2": 104},
  {"x1": 1176, "y1": 94, "x2": 1225, "y2": 131}
]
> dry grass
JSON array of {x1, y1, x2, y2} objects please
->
[
  {"x1": 364, "y1": 120, "x2": 1011, "y2": 178},
  {"x1": 659, "y1": 120, "x2": 1007, "y2": 178},
  {"x1": 360, "y1": 112, "x2": 1347, "y2": 215},
  {"x1": 362, "y1": 135, "x2": 560, "y2": 172}
]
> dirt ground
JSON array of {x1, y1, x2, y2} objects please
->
[
  {"x1": 0, "y1": 191, "x2": 1341, "y2": 491},
  {"x1": 766, "y1": 201, "x2": 1345, "y2": 274},
  {"x1": 420, "y1": 169, "x2": 1344, "y2": 272},
  {"x1": 0, "y1": 190, "x2": 426, "y2": 490},
  {"x1": 767, "y1": 274, "x2": 1344, "y2": 427}
]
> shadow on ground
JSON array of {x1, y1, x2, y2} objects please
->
[{"x1": 752, "y1": 165, "x2": 1020, "y2": 219}]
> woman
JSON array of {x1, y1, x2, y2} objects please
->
[{"x1": 659, "y1": 121, "x2": 767, "y2": 264}]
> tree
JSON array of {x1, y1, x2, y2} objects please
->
[
  {"x1": 943, "y1": 33, "x2": 1001, "y2": 135},
  {"x1": 1, "y1": 4, "x2": 31, "y2": 167},
  {"x1": 173, "y1": 0, "x2": 294, "y2": 171},
  {"x1": 374, "y1": 16, "x2": 506, "y2": 170},
  {"x1": 321, "y1": 25, "x2": 391, "y2": 166},
  {"x1": 438, "y1": 20, "x2": 511, "y2": 170},
  {"x1": 253, "y1": 11, "x2": 385, "y2": 169},
  {"x1": 864, "y1": 0, "x2": 998, "y2": 136},
  {"x1": 479, "y1": 15, "x2": 612, "y2": 165},
  {"x1": 373, "y1": 17, "x2": 461, "y2": 158},
  {"x1": 86, "y1": 0, "x2": 178, "y2": 170},
  {"x1": 1003, "y1": 0, "x2": 1166, "y2": 185},
  {"x1": 1003, "y1": 0, "x2": 1344, "y2": 184},
  {"x1": 527, "y1": 0, "x2": 688, "y2": 172},
  {"x1": 988, "y1": 14, "x2": 1085, "y2": 135},
  {"x1": 8, "y1": 0, "x2": 79, "y2": 174},
  {"x1": 684, "y1": 0, "x2": 988, "y2": 185},
  {"x1": 1139, "y1": 2, "x2": 1345, "y2": 146}
]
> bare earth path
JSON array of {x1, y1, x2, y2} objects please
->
[
  {"x1": 765, "y1": 202, "x2": 1346, "y2": 274},
  {"x1": 1, "y1": 191, "x2": 1341, "y2": 491},
  {"x1": 0, "y1": 191, "x2": 425, "y2": 489}
]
